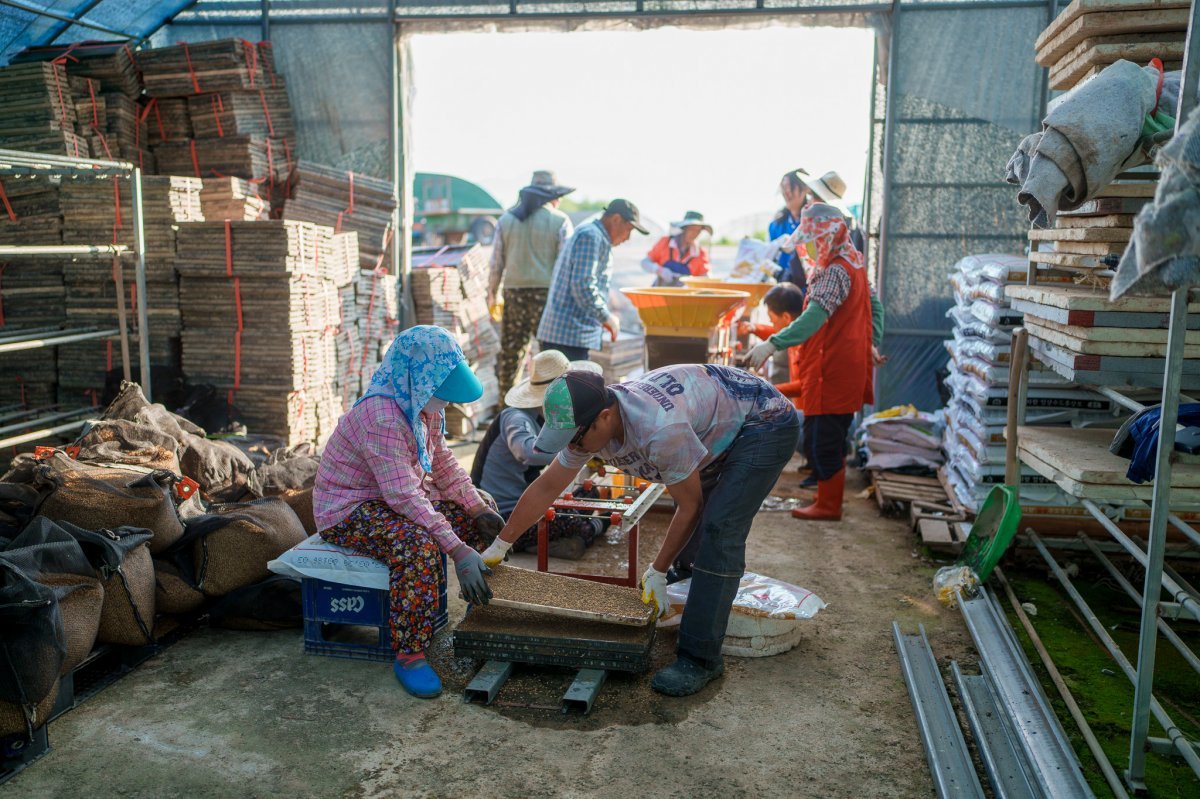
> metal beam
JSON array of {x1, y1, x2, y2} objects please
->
[
  {"x1": 0, "y1": 0, "x2": 139, "y2": 39},
  {"x1": 261, "y1": 0, "x2": 270, "y2": 41},
  {"x1": 40, "y1": 0, "x2": 104, "y2": 43},
  {"x1": 131, "y1": 167, "x2": 152, "y2": 401}
]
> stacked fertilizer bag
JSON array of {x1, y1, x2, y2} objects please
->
[
  {"x1": 941, "y1": 254, "x2": 1122, "y2": 514},
  {"x1": 0, "y1": 381, "x2": 320, "y2": 749},
  {"x1": 856, "y1": 405, "x2": 945, "y2": 473}
]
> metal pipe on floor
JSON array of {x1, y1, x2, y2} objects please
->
[
  {"x1": 1077, "y1": 536, "x2": 1200, "y2": 676},
  {"x1": 1079, "y1": 500, "x2": 1200, "y2": 622},
  {"x1": 993, "y1": 567, "x2": 1130, "y2": 799},
  {"x1": 1028, "y1": 532, "x2": 1200, "y2": 778}
]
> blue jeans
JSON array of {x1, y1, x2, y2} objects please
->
[{"x1": 677, "y1": 414, "x2": 801, "y2": 669}]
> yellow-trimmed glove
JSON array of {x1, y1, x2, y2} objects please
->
[
  {"x1": 480, "y1": 538, "x2": 513, "y2": 568},
  {"x1": 640, "y1": 566, "x2": 669, "y2": 618}
]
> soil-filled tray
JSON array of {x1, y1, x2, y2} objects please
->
[
  {"x1": 484, "y1": 565, "x2": 653, "y2": 627},
  {"x1": 454, "y1": 605, "x2": 655, "y2": 673}
]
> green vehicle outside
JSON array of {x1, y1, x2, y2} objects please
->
[{"x1": 412, "y1": 172, "x2": 504, "y2": 247}]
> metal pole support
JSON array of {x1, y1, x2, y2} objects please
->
[{"x1": 130, "y1": 168, "x2": 152, "y2": 401}]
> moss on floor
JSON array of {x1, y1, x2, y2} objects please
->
[{"x1": 1002, "y1": 569, "x2": 1200, "y2": 798}]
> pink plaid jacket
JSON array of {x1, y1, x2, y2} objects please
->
[{"x1": 313, "y1": 395, "x2": 486, "y2": 552}]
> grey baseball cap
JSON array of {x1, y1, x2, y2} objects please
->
[{"x1": 605, "y1": 198, "x2": 649, "y2": 235}]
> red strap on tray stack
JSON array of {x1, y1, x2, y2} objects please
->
[
  {"x1": 225, "y1": 220, "x2": 244, "y2": 409},
  {"x1": 189, "y1": 140, "x2": 201, "y2": 178},
  {"x1": 179, "y1": 41, "x2": 202, "y2": 94},
  {"x1": 211, "y1": 93, "x2": 225, "y2": 138},
  {"x1": 0, "y1": 177, "x2": 17, "y2": 223},
  {"x1": 335, "y1": 171, "x2": 355, "y2": 233},
  {"x1": 241, "y1": 40, "x2": 257, "y2": 88},
  {"x1": 257, "y1": 89, "x2": 274, "y2": 137},
  {"x1": 48, "y1": 56, "x2": 79, "y2": 157},
  {"x1": 256, "y1": 41, "x2": 277, "y2": 89}
]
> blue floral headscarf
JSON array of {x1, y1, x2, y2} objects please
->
[{"x1": 356, "y1": 325, "x2": 466, "y2": 472}]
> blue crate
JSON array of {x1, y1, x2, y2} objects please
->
[{"x1": 302, "y1": 553, "x2": 448, "y2": 662}]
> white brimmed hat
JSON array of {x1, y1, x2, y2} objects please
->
[
  {"x1": 801, "y1": 171, "x2": 849, "y2": 208},
  {"x1": 504, "y1": 350, "x2": 570, "y2": 409}
]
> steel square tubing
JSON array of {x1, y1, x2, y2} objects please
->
[
  {"x1": 949, "y1": 661, "x2": 1041, "y2": 799},
  {"x1": 957, "y1": 591, "x2": 1094, "y2": 797},
  {"x1": 891, "y1": 622, "x2": 986, "y2": 799},
  {"x1": 463, "y1": 660, "x2": 513, "y2": 706},
  {"x1": 561, "y1": 668, "x2": 607, "y2": 715},
  {"x1": 1029, "y1": 532, "x2": 1200, "y2": 779}
]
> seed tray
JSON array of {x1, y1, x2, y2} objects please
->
[{"x1": 454, "y1": 606, "x2": 655, "y2": 673}]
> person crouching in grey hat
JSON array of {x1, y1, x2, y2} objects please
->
[{"x1": 490, "y1": 170, "x2": 576, "y2": 400}]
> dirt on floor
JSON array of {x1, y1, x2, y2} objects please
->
[{"x1": 6, "y1": 464, "x2": 973, "y2": 799}]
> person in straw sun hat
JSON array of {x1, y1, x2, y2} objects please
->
[
  {"x1": 800, "y1": 170, "x2": 864, "y2": 252},
  {"x1": 640, "y1": 210, "x2": 713, "y2": 287},
  {"x1": 470, "y1": 350, "x2": 607, "y2": 560}
]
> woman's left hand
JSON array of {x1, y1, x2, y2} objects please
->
[{"x1": 473, "y1": 510, "x2": 505, "y2": 544}]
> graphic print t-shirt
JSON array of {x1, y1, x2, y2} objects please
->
[{"x1": 557, "y1": 364, "x2": 795, "y2": 485}]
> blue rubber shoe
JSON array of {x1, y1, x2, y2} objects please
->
[
  {"x1": 393, "y1": 655, "x2": 442, "y2": 699},
  {"x1": 651, "y1": 656, "x2": 724, "y2": 697}
]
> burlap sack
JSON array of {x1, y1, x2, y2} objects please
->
[
  {"x1": 0, "y1": 679, "x2": 58, "y2": 739},
  {"x1": 152, "y1": 559, "x2": 206, "y2": 615},
  {"x1": 74, "y1": 419, "x2": 182, "y2": 474},
  {"x1": 40, "y1": 574, "x2": 104, "y2": 676},
  {"x1": 178, "y1": 434, "x2": 254, "y2": 502},
  {"x1": 97, "y1": 543, "x2": 155, "y2": 646},
  {"x1": 275, "y1": 487, "x2": 315, "y2": 536},
  {"x1": 188, "y1": 497, "x2": 307, "y2": 597},
  {"x1": 35, "y1": 454, "x2": 184, "y2": 555}
]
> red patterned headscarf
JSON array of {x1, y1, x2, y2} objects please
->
[{"x1": 795, "y1": 203, "x2": 862, "y2": 271}]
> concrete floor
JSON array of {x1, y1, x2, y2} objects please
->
[{"x1": 6, "y1": 469, "x2": 971, "y2": 799}]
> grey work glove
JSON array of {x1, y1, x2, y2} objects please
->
[
  {"x1": 744, "y1": 340, "x2": 777, "y2": 370},
  {"x1": 451, "y1": 543, "x2": 493, "y2": 606},
  {"x1": 473, "y1": 510, "x2": 505, "y2": 545}
]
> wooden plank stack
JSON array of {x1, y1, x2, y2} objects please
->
[
  {"x1": 346, "y1": 268, "x2": 400, "y2": 401},
  {"x1": 0, "y1": 176, "x2": 62, "y2": 246},
  {"x1": 145, "y1": 98, "x2": 193, "y2": 145},
  {"x1": 1007, "y1": 284, "x2": 1200, "y2": 389},
  {"x1": 138, "y1": 40, "x2": 267, "y2": 98},
  {"x1": 175, "y1": 220, "x2": 343, "y2": 445},
  {"x1": 199, "y1": 177, "x2": 269, "y2": 221},
  {"x1": 283, "y1": 163, "x2": 396, "y2": 269},
  {"x1": 1028, "y1": 178, "x2": 1157, "y2": 284},
  {"x1": 0, "y1": 62, "x2": 87, "y2": 157},
  {"x1": 0, "y1": 261, "x2": 68, "y2": 409},
  {"x1": 68, "y1": 76, "x2": 153, "y2": 169},
  {"x1": 187, "y1": 89, "x2": 295, "y2": 140},
  {"x1": 60, "y1": 174, "x2": 203, "y2": 266},
  {"x1": 1036, "y1": 0, "x2": 1191, "y2": 90},
  {"x1": 153, "y1": 135, "x2": 289, "y2": 185},
  {"x1": 11, "y1": 41, "x2": 142, "y2": 99}
]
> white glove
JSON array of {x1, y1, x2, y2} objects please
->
[
  {"x1": 744, "y1": 340, "x2": 777, "y2": 370},
  {"x1": 480, "y1": 537, "x2": 513, "y2": 567},
  {"x1": 640, "y1": 566, "x2": 669, "y2": 618}
]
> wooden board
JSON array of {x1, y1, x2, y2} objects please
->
[
  {"x1": 1036, "y1": 8, "x2": 1190, "y2": 65},
  {"x1": 1008, "y1": 296, "x2": 1200, "y2": 329},
  {"x1": 1027, "y1": 337, "x2": 1200, "y2": 390},
  {"x1": 1041, "y1": 241, "x2": 1127, "y2": 256},
  {"x1": 1028, "y1": 314, "x2": 1200, "y2": 344},
  {"x1": 1029, "y1": 226, "x2": 1133, "y2": 243},
  {"x1": 1094, "y1": 181, "x2": 1160, "y2": 199},
  {"x1": 1059, "y1": 197, "x2": 1150, "y2": 216},
  {"x1": 1006, "y1": 284, "x2": 1200, "y2": 313},
  {"x1": 1026, "y1": 319, "x2": 1200, "y2": 357},
  {"x1": 1049, "y1": 33, "x2": 1188, "y2": 89},
  {"x1": 1055, "y1": 214, "x2": 1136, "y2": 228},
  {"x1": 1026, "y1": 251, "x2": 1110, "y2": 269},
  {"x1": 1028, "y1": 333, "x2": 1200, "y2": 372},
  {"x1": 1017, "y1": 425, "x2": 1200, "y2": 493},
  {"x1": 1036, "y1": 0, "x2": 1190, "y2": 53}
]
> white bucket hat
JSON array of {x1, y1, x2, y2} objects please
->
[{"x1": 504, "y1": 350, "x2": 570, "y2": 409}]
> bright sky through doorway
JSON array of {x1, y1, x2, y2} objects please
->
[{"x1": 409, "y1": 25, "x2": 875, "y2": 237}]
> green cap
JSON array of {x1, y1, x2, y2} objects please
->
[{"x1": 534, "y1": 370, "x2": 610, "y2": 453}]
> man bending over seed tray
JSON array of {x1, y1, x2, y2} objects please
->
[{"x1": 480, "y1": 365, "x2": 800, "y2": 696}]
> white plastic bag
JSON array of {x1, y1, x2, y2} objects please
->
[
  {"x1": 934, "y1": 565, "x2": 979, "y2": 607},
  {"x1": 268, "y1": 533, "x2": 390, "y2": 589},
  {"x1": 730, "y1": 237, "x2": 783, "y2": 282},
  {"x1": 659, "y1": 571, "x2": 826, "y2": 626}
]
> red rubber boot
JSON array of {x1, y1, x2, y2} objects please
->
[{"x1": 791, "y1": 468, "x2": 845, "y2": 521}]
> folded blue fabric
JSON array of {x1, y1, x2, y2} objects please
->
[{"x1": 1118, "y1": 403, "x2": 1200, "y2": 483}]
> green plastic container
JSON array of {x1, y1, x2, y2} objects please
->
[{"x1": 957, "y1": 485, "x2": 1022, "y2": 581}]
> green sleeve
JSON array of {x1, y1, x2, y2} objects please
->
[
  {"x1": 870, "y1": 292, "x2": 885, "y2": 348},
  {"x1": 768, "y1": 303, "x2": 830, "y2": 349}
]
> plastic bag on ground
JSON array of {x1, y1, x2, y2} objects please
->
[
  {"x1": 934, "y1": 565, "x2": 979, "y2": 607},
  {"x1": 660, "y1": 571, "x2": 825, "y2": 625}
]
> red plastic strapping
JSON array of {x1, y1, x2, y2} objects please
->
[
  {"x1": 242, "y1": 40, "x2": 257, "y2": 88},
  {"x1": 347, "y1": 172, "x2": 355, "y2": 216},
  {"x1": 211, "y1": 93, "x2": 225, "y2": 138},
  {"x1": 85, "y1": 389, "x2": 99, "y2": 408},
  {"x1": 93, "y1": 129, "x2": 113, "y2": 160},
  {"x1": 189, "y1": 140, "x2": 200, "y2": 178},
  {"x1": 1150, "y1": 57, "x2": 1165, "y2": 113},
  {"x1": 179, "y1": 41, "x2": 202, "y2": 94},
  {"x1": 105, "y1": 339, "x2": 113, "y2": 372},
  {"x1": 0, "y1": 178, "x2": 17, "y2": 222},
  {"x1": 257, "y1": 89, "x2": 274, "y2": 136},
  {"x1": 129, "y1": 283, "x2": 137, "y2": 330},
  {"x1": 256, "y1": 41, "x2": 277, "y2": 88},
  {"x1": 265, "y1": 137, "x2": 275, "y2": 185},
  {"x1": 122, "y1": 44, "x2": 141, "y2": 80},
  {"x1": 47, "y1": 63, "x2": 78, "y2": 156},
  {"x1": 225, "y1": 221, "x2": 244, "y2": 397},
  {"x1": 86, "y1": 79, "x2": 99, "y2": 128}
]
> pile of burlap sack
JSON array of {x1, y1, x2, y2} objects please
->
[{"x1": 0, "y1": 382, "x2": 319, "y2": 745}]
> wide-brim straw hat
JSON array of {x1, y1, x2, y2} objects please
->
[
  {"x1": 505, "y1": 350, "x2": 570, "y2": 409},
  {"x1": 523, "y1": 169, "x2": 574, "y2": 199},
  {"x1": 801, "y1": 171, "x2": 849, "y2": 208}
]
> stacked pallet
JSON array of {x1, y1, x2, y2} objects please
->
[
  {"x1": 1007, "y1": 283, "x2": 1200, "y2": 389},
  {"x1": 60, "y1": 174, "x2": 203, "y2": 264},
  {"x1": 1028, "y1": 180, "x2": 1156, "y2": 281},
  {"x1": 138, "y1": 40, "x2": 266, "y2": 98},
  {"x1": 589, "y1": 335, "x2": 646, "y2": 383},
  {"x1": 199, "y1": 177, "x2": 269, "y2": 221},
  {"x1": 68, "y1": 76, "x2": 152, "y2": 169},
  {"x1": 175, "y1": 220, "x2": 343, "y2": 445},
  {"x1": 941, "y1": 254, "x2": 1118, "y2": 513},
  {"x1": 343, "y1": 268, "x2": 400, "y2": 401},
  {"x1": 0, "y1": 176, "x2": 62, "y2": 245},
  {"x1": 187, "y1": 89, "x2": 295, "y2": 140},
  {"x1": 153, "y1": 135, "x2": 288, "y2": 185},
  {"x1": 283, "y1": 163, "x2": 396, "y2": 269},
  {"x1": 1036, "y1": 0, "x2": 1190, "y2": 90},
  {"x1": 0, "y1": 62, "x2": 87, "y2": 157},
  {"x1": 11, "y1": 41, "x2": 142, "y2": 98},
  {"x1": 0, "y1": 262, "x2": 68, "y2": 409},
  {"x1": 144, "y1": 98, "x2": 193, "y2": 145}
]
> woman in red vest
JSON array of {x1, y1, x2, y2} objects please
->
[{"x1": 743, "y1": 203, "x2": 874, "y2": 520}]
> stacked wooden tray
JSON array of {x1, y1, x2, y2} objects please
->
[
  {"x1": 145, "y1": 98, "x2": 193, "y2": 145},
  {"x1": 60, "y1": 174, "x2": 203, "y2": 262},
  {"x1": 0, "y1": 62, "x2": 87, "y2": 157},
  {"x1": 1036, "y1": 0, "x2": 1191, "y2": 90},
  {"x1": 1028, "y1": 184, "x2": 1155, "y2": 282},
  {"x1": 0, "y1": 176, "x2": 62, "y2": 245},
  {"x1": 187, "y1": 89, "x2": 296, "y2": 140},
  {"x1": 589, "y1": 335, "x2": 646, "y2": 383},
  {"x1": 1006, "y1": 283, "x2": 1200, "y2": 388},
  {"x1": 283, "y1": 163, "x2": 396, "y2": 269},
  {"x1": 199, "y1": 177, "x2": 269, "y2": 221},
  {"x1": 153, "y1": 135, "x2": 289, "y2": 184},
  {"x1": 324, "y1": 231, "x2": 359, "y2": 288},
  {"x1": 0, "y1": 262, "x2": 68, "y2": 408},
  {"x1": 11, "y1": 41, "x2": 142, "y2": 98},
  {"x1": 139, "y1": 40, "x2": 266, "y2": 98}
]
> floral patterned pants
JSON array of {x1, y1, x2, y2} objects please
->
[{"x1": 319, "y1": 499, "x2": 489, "y2": 654}]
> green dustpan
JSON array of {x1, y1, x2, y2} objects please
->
[{"x1": 956, "y1": 485, "x2": 1021, "y2": 581}]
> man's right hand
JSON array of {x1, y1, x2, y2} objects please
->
[
  {"x1": 480, "y1": 538, "x2": 513, "y2": 567},
  {"x1": 602, "y1": 313, "x2": 620, "y2": 342},
  {"x1": 641, "y1": 566, "x2": 669, "y2": 618}
]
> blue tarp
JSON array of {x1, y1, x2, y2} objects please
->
[{"x1": 0, "y1": 1, "x2": 195, "y2": 65}]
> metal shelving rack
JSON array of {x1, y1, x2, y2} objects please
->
[
  {"x1": 1006, "y1": 4, "x2": 1200, "y2": 790},
  {"x1": 0, "y1": 148, "x2": 154, "y2": 449}
]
